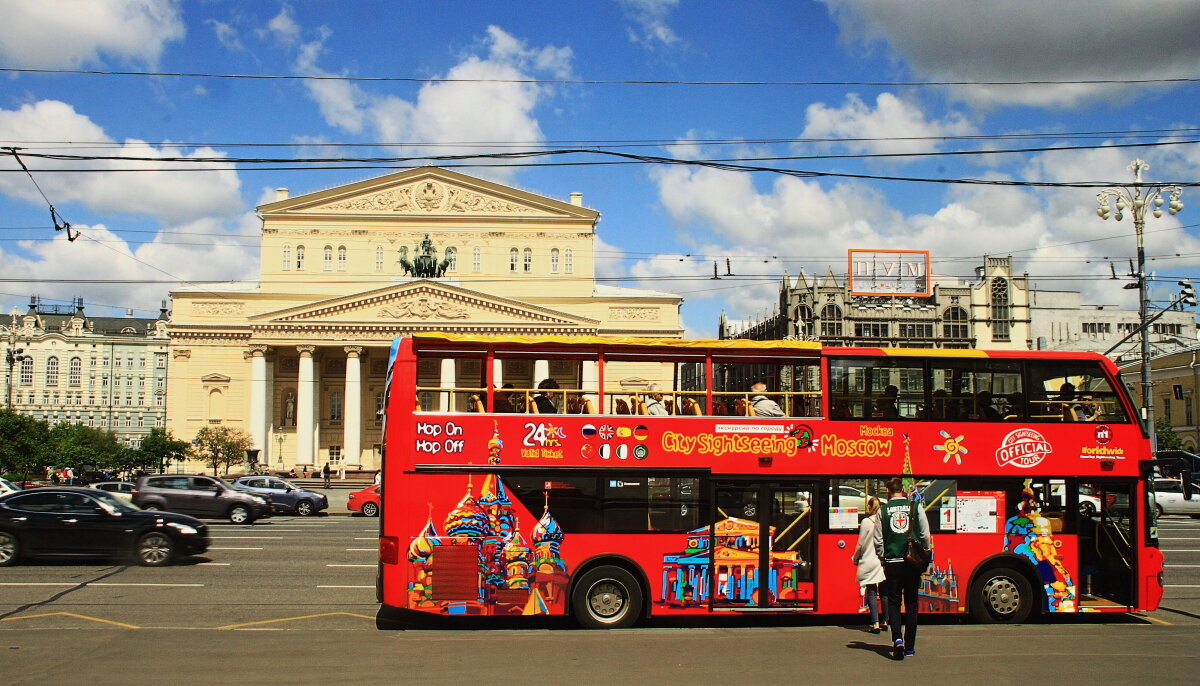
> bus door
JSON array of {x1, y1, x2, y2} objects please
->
[
  {"x1": 710, "y1": 481, "x2": 815, "y2": 610},
  {"x1": 1077, "y1": 480, "x2": 1135, "y2": 609}
]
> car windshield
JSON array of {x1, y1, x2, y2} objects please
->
[
  {"x1": 92, "y1": 490, "x2": 140, "y2": 513},
  {"x1": 0, "y1": 478, "x2": 19, "y2": 491},
  {"x1": 278, "y1": 480, "x2": 299, "y2": 490}
]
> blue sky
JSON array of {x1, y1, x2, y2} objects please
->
[{"x1": 1, "y1": 0, "x2": 1198, "y2": 337}]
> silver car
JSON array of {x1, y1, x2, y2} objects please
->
[{"x1": 231, "y1": 476, "x2": 328, "y2": 516}]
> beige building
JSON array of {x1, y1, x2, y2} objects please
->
[{"x1": 167, "y1": 167, "x2": 682, "y2": 471}]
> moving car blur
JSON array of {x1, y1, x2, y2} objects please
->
[
  {"x1": 89, "y1": 481, "x2": 136, "y2": 503},
  {"x1": 1155, "y1": 478, "x2": 1200, "y2": 517},
  {"x1": 133, "y1": 475, "x2": 272, "y2": 524},
  {"x1": 0, "y1": 487, "x2": 209, "y2": 566},
  {"x1": 231, "y1": 476, "x2": 328, "y2": 516},
  {"x1": 0, "y1": 478, "x2": 21, "y2": 496},
  {"x1": 347, "y1": 484, "x2": 380, "y2": 517}
]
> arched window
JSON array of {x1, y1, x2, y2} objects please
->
[
  {"x1": 820, "y1": 304, "x2": 843, "y2": 337},
  {"x1": 282, "y1": 244, "x2": 292, "y2": 271},
  {"x1": 337, "y1": 246, "x2": 347, "y2": 271},
  {"x1": 45, "y1": 357, "x2": 59, "y2": 386},
  {"x1": 472, "y1": 247, "x2": 482, "y2": 273},
  {"x1": 375, "y1": 245, "x2": 385, "y2": 272},
  {"x1": 323, "y1": 245, "x2": 333, "y2": 271},
  {"x1": 565, "y1": 248, "x2": 574, "y2": 273},
  {"x1": 523, "y1": 248, "x2": 533, "y2": 273},
  {"x1": 445, "y1": 247, "x2": 457, "y2": 272},
  {"x1": 551, "y1": 248, "x2": 560, "y2": 273},
  {"x1": 295, "y1": 245, "x2": 306, "y2": 270},
  {"x1": 943, "y1": 306, "x2": 969, "y2": 340},
  {"x1": 794, "y1": 305, "x2": 814, "y2": 338},
  {"x1": 69, "y1": 357, "x2": 82, "y2": 386},
  {"x1": 991, "y1": 278, "x2": 1010, "y2": 341},
  {"x1": 510, "y1": 248, "x2": 519, "y2": 272}
]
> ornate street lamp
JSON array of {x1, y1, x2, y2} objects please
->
[
  {"x1": 1096, "y1": 159, "x2": 1184, "y2": 451},
  {"x1": 5, "y1": 334, "x2": 31, "y2": 410}
]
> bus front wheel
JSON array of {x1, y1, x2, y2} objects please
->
[
  {"x1": 971, "y1": 567, "x2": 1035, "y2": 623},
  {"x1": 571, "y1": 565, "x2": 643, "y2": 629}
]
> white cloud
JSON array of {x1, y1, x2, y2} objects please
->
[
  {"x1": 0, "y1": 100, "x2": 243, "y2": 225},
  {"x1": 819, "y1": 0, "x2": 1200, "y2": 108},
  {"x1": 618, "y1": 0, "x2": 682, "y2": 48},
  {"x1": 207, "y1": 18, "x2": 242, "y2": 51},
  {"x1": 0, "y1": 0, "x2": 184, "y2": 68},
  {"x1": 264, "y1": 6, "x2": 302, "y2": 45},
  {"x1": 800, "y1": 92, "x2": 976, "y2": 156},
  {"x1": 270, "y1": 22, "x2": 571, "y2": 183}
]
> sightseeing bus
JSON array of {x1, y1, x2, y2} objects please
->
[{"x1": 377, "y1": 333, "x2": 1165, "y2": 628}]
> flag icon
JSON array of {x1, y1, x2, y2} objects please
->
[
  {"x1": 634, "y1": 425, "x2": 648, "y2": 440},
  {"x1": 598, "y1": 424, "x2": 615, "y2": 440},
  {"x1": 582, "y1": 424, "x2": 598, "y2": 437},
  {"x1": 599, "y1": 444, "x2": 612, "y2": 459},
  {"x1": 616, "y1": 444, "x2": 629, "y2": 460}
]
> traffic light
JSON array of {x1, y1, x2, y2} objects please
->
[{"x1": 1180, "y1": 279, "x2": 1197, "y2": 307}]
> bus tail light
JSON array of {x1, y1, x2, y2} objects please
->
[{"x1": 380, "y1": 536, "x2": 400, "y2": 565}]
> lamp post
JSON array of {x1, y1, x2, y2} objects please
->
[
  {"x1": 5, "y1": 333, "x2": 31, "y2": 410},
  {"x1": 1096, "y1": 159, "x2": 1184, "y2": 452},
  {"x1": 275, "y1": 430, "x2": 285, "y2": 467}
]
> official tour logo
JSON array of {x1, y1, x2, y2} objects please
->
[
  {"x1": 1094, "y1": 424, "x2": 1112, "y2": 445},
  {"x1": 995, "y1": 428, "x2": 1052, "y2": 468}
]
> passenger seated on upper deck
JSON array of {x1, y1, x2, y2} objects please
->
[
  {"x1": 972, "y1": 390, "x2": 1002, "y2": 421},
  {"x1": 750, "y1": 382, "x2": 784, "y2": 417},
  {"x1": 534, "y1": 378, "x2": 559, "y2": 414},
  {"x1": 644, "y1": 384, "x2": 669, "y2": 415},
  {"x1": 496, "y1": 383, "x2": 521, "y2": 413},
  {"x1": 873, "y1": 385, "x2": 899, "y2": 419}
]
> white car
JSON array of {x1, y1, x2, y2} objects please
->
[
  {"x1": 0, "y1": 478, "x2": 21, "y2": 496},
  {"x1": 89, "y1": 481, "x2": 136, "y2": 503},
  {"x1": 1154, "y1": 478, "x2": 1200, "y2": 517},
  {"x1": 834, "y1": 484, "x2": 869, "y2": 511}
]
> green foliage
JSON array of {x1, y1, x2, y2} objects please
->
[
  {"x1": 1155, "y1": 416, "x2": 1184, "y2": 451},
  {"x1": 0, "y1": 409, "x2": 50, "y2": 478},
  {"x1": 191, "y1": 425, "x2": 253, "y2": 476},
  {"x1": 136, "y1": 427, "x2": 190, "y2": 473},
  {"x1": 48, "y1": 423, "x2": 128, "y2": 470}
]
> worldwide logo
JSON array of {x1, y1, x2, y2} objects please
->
[
  {"x1": 1094, "y1": 424, "x2": 1112, "y2": 445},
  {"x1": 995, "y1": 428, "x2": 1052, "y2": 468}
]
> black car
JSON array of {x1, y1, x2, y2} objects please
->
[{"x1": 0, "y1": 487, "x2": 210, "y2": 567}]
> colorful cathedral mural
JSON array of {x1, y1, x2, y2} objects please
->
[
  {"x1": 406, "y1": 424, "x2": 568, "y2": 616},
  {"x1": 1004, "y1": 480, "x2": 1078, "y2": 612}
]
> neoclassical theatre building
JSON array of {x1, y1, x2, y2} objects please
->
[{"x1": 168, "y1": 167, "x2": 682, "y2": 472}]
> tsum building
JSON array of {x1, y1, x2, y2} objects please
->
[{"x1": 167, "y1": 167, "x2": 683, "y2": 472}]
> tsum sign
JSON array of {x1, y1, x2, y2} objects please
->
[{"x1": 848, "y1": 249, "x2": 932, "y2": 297}]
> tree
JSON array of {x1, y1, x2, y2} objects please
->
[
  {"x1": 191, "y1": 426, "x2": 253, "y2": 476},
  {"x1": 136, "y1": 427, "x2": 190, "y2": 474},
  {"x1": 1155, "y1": 416, "x2": 1184, "y2": 451},
  {"x1": 48, "y1": 423, "x2": 127, "y2": 472},
  {"x1": 0, "y1": 409, "x2": 50, "y2": 481}
]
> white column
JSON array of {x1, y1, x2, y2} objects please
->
[
  {"x1": 492, "y1": 358, "x2": 503, "y2": 387},
  {"x1": 296, "y1": 345, "x2": 315, "y2": 466},
  {"x1": 582, "y1": 360, "x2": 598, "y2": 392},
  {"x1": 439, "y1": 358, "x2": 455, "y2": 411},
  {"x1": 534, "y1": 359, "x2": 550, "y2": 386},
  {"x1": 247, "y1": 345, "x2": 268, "y2": 458},
  {"x1": 344, "y1": 346, "x2": 363, "y2": 471}
]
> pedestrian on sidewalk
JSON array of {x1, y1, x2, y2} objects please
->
[
  {"x1": 322, "y1": 462, "x2": 331, "y2": 488},
  {"x1": 852, "y1": 495, "x2": 886, "y2": 633},
  {"x1": 875, "y1": 477, "x2": 932, "y2": 660}
]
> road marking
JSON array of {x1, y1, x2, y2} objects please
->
[
  {"x1": 346, "y1": 548, "x2": 376, "y2": 551},
  {"x1": 1143, "y1": 615, "x2": 1173, "y2": 625},
  {"x1": 209, "y1": 547, "x2": 264, "y2": 550},
  {"x1": 327, "y1": 564, "x2": 374, "y2": 567},
  {"x1": 91, "y1": 583, "x2": 205, "y2": 587},
  {"x1": 1160, "y1": 549, "x2": 1200, "y2": 552},
  {"x1": 219, "y1": 612, "x2": 375, "y2": 629},
  {"x1": 199, "y1": 562, "x2": 231, "y2": 566},
  {"x1": 1165, "y1": 564, "x2": 1200, "y2": 567},
  {"x1": 1159, "y1": 537, "x2": 1200, "y2": 540},
  {"x1": 0, "y1": 612, "x2": 140, "y2": 629},
  {"x1": 353, "y1": 537, "x2": 377, "y2": 540},
  {"x1": 317, "y1": 585, "x2": 373, "y2": 588},
  {"x1": 211, "y1": 536, "x2": 284, "y2": 540},
  {"x1": 1164, "y1": 584, "x2": 1200, "y2": 587},
  {"x1": 0, "y1": 582, "x2": 203, "y2": 587}
]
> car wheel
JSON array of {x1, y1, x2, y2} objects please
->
[
  {"x1": 1156, "y1": 504, "x2": 1165, "y2": 517},
  {"x1": 0, "y1": 531, "x2": 19, "y2": 567},
  {"x1": 361, "y1": 502, "x2": 379, "y2": 517},
  {"x1": 1079, "y1": 500, "x2": 1096, "y2": 517},
  {"x1": 136, "y1": 532, "x2": 174, "y2": 567},
  {"x1": 970, "y1": 567, "x2": 1035, "y2": 624},
  {"x1": 295, "y1": 500, "x2": 314, "y2": 517},
  {"x1": 229, "y1": 505, "x2": 252, "y2": 524},
  {"x1": 570, "y1": 565, "x2": 643, "y2": 629}
]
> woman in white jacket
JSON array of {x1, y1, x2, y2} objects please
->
[{"x1": 852, "y1": 496, "x2": 886, "y2": 632}]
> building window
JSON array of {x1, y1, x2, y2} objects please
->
[
  {"x1": 472, "y1": 247, "x2": 482, "y2": 273},
  {"x1": 523, "y1": 248, "x2": 532, "y2": 273},
  {"x1": 45, "y1": 357, "x2": 59, "y2": 386},
  {"x1": 330, "y1": 391, "x2": 343, "y2": 421},
  {"x1": 1163, "y1": 397, "x2": 1172, "y2": 423},
  {"x1": 565, "y1": 248, "x2": 574, "y2": 273},
  {"x1": 114, "y1": 356, "x2": 122, "y2": 368},
  {"x1": 855, "y1": 322, "x2": 890, "y2": 338},
  {"x1": 1082, "y1": 322, "x2": 1112, "y2": 334},
  {"x1": 445, "y1": 247, "x2": 457, "y2": 273},
  {"x1": 991, "y1": 277, "x2": 1010, "y2": 341},
  {"x1": 338, "y1": 245, "x2": 347, "y2": 271},
  {"x1": 551, "y1": 248, "x2": 560, "y2": 273},
  {"x1": 1188, "y1": 397, "x2": 1195, "y2": 426},
  {"x1": 375, "y1": 391, "x2": 385, "y2": 417},
  {"x1": 375, "y1": 245, "x2": 385, "y2": 272},
  {"x1": 943, "y1": 306, "x2": 969, "y2": 340},
  {"x1": 899, "y1": 323, "x2": 934, "y2": 339},
  {"x1": 295, "y1": 245, "x2": 305, "y2": 270},
  {"x1": 794, "y1": 305, "x2": 814, "y2": 339},
  {"x1": 329, "y1": 445, "x2": 342, "y2": 462},
  {"x1": 820, "y1": 304, "x2": 843, "y2": 337},
  {"x1": 510, "y1": 248, "x2": 519, "y2": 272},
  {"x1": 139, "y1": 356, "x2": 146, "y2": 368},
  {"x1": 282, "y1": 244, "x2": 292, "y2": 271},
  {"x1": 323, "y1": 245, "x2": 333, "y2": 271},
  {"x1": 69, "y1": 357, "x2": 81, "y2": 386},
  {"x1": 156, "y1": 354, "x2": 166, "y2": 369}
]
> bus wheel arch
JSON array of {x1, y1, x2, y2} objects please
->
[
  {"x1": 568, "y1": 555, "x2": 649, "y2": 629},
  {"x1": 968, "y1": 555, "x2": 1042, "y2": 624}
]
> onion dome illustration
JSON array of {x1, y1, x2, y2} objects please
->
[
  {"x1": 407, "y1": 515, "x2": 440, "y2": 564},
  {"x1": 445, "y1": 481, "x2": 490, "y2": 538},
  {"x1": 479, "y1": 473, "x2": 516, "y2": 539},
  {"x1": 503, "y1": 529, "x2": 533, "y2": 561},
  {"x1": 487, "y1": 420, "x2": 504, "y2": 465},
  {"x1": 532, "y1": 504, "x2": 564, "y2": 548}
]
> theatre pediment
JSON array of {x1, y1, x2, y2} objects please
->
[
  {"x1": 258, "y1": 167, "x2": 597, "y2": 219},
  {"x1": 249, "y1": 281, "x2": 597, "y2": 327}
]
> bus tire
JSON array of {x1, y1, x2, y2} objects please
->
[
  {"x1": 970, "y1": 567, "x2": 1035, "y2": 623},
  {"x1": 571, "y1": 565, "x2": 643, "y2": 629}
]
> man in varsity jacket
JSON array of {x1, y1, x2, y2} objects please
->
[{"x1": 873, "y1": 476, "x2": 933, "y2": 660}]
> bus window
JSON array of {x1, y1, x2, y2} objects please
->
[
  {"x1": 507, "y1": 476, "x2": 602, "y2": 532},
  {"x1": 1027, "y1": 361, "x2": 1129, "y2": 423},
  {"x1": 711, "y1": 358, "x2": 819, "y2": 417},
  {"x1": 829, "y1": 358, "x2": 924, "y2": 420},
  {"x1": 605, "y1": 476, "x2": 701, "y2": 532},
  {"x1": 603, "y1": 356, "x2": 706, "y2": 415},
  {"x1": 929, "y1": 359, "x2": 1022, "y2": 422}
]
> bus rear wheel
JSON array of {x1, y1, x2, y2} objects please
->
[
  {"x1": 571, "y1": 565, "x2": 643, "y2": 629},
  {"x1": 971, "y1": 567, "x2": 1035, "y2": 623}
]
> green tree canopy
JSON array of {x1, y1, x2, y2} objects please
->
[
  {"x1": 0, "y1": 409, "x2": 50, "y2": 478},
  {"x1": 136, "y1": 427, "x2": 191, "y2": 474},
  {"x1": 191, "y1": 425, "x2": 253, "y2": 476},
  {"x1": 47, "y1": 423, "x2": 127, "y2": 471},
  {"x1": 1155, "y1": 416, "x2": 1184, "y2": 451}
]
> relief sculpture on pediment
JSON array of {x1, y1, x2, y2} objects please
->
[{"x1": 378, "y1": 297, "x2": 469, "y2": 320}]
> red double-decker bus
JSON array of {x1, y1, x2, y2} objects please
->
[{"x1": 377, "y1": 333, "x2": 1164, "y2": 628}]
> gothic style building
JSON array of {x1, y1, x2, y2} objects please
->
[{"x1": 167, "y1": 167, "x2": 682, "y2": 471}]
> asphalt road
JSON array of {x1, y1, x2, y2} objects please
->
[{"x1": 0, "y1": 512, "x2": 1198, "y2": 685}]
